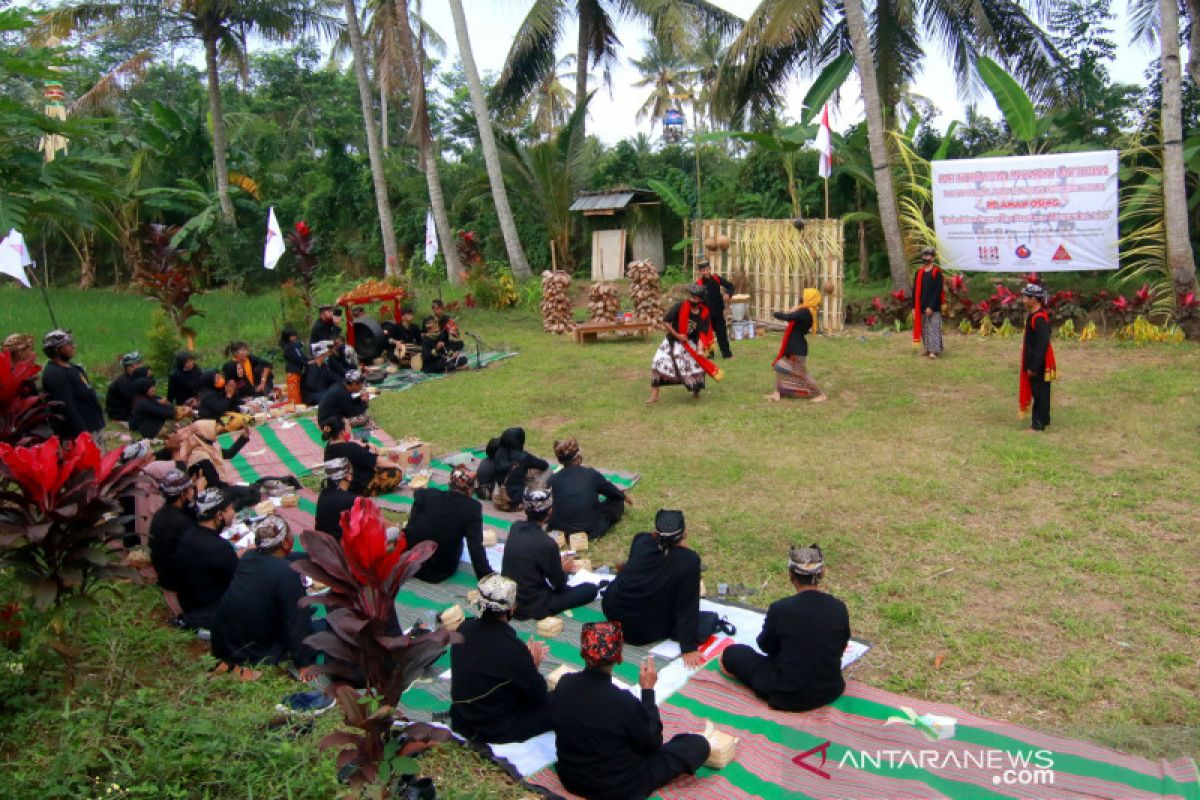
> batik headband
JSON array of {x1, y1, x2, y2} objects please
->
[{"x1": 581, "y1": 621, "x2": 623, "y2": 668}]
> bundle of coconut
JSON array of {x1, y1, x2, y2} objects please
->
[
  {"x1": 588, "y1": 282, "x2": 621, "y2": 323},
  {"x1": 540, "y1": 270, "x2": 575, "y2": 334},
  {"x1": 626, "y1": 260, "x2": 663, "y2": 324}
]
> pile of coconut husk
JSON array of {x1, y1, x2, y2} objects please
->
[
  {"x1": 540, "y1": 270, "x2": 575, "y2": 334},
  {"x1": 588, "y1": 282, "x2": 621, "y2": 323},
  {"x1": 626, "y1": 260, "x2": 663, "y2": 324}
]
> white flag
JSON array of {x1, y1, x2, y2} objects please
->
[
  {"x1": 424, "y1": 208, "x2": 438, "y2": 265},
  {"x1": 263, "y1": 207, "x2": 285, "y2": 270},
  {"x1": 0, "y1": 229, "x2": 33, "y2": 288},
  {"x1": 816, "y1": 104, "x2": 833, "y2": 179}
]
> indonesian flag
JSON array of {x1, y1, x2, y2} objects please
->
[
  {"x1": 816, "y1": 104, "x2": 832, "y2": 179},
  {"x1": 263, "y1": 207, "x2": 285, "y2": 270},
  {"x1": 424, "y1": 208, "x2": 438, "y2": 265},
  {"x1": 0, "y1": 229, "x2": 33, "y2": 287}
]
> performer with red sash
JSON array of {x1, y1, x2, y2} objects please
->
[
  {"x1": 647, "y1": 285, "x2": 723, "y2": 404},
  {"x1": 767, "y1": 288, "x2": 827, "y2": 402},
  {"x1": 1019, "y1": 283, "x2": 1056, "y2": 431},
  {"x1": 912, "y1": 246, "x2": 945, "y2": 358},
  {"x1": 696, "y1": 260, "x2": 735, "y2": 358}
]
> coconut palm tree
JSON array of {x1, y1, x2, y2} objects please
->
[
  {"x1": 630, "y1": 37, "x2": 694, "y2": 130},
  {"x1": 718, "y1": 0, "x2": 1064, "y2": 290},
  {"x1": 507, "y1": 54, "x2": 577, "y2": 138},
  {"x1": 492, "y1": 0, "x2": 739, "y2": 140},
  {"x1": 688, "y1": 27, "x2": 727, "y2": 131},
  {"x1": 46, "y1": 0, "x2": 342, "y2": 226},
  {"x1": 448, "y1": 0, "x2": 532, "y2": 279}
]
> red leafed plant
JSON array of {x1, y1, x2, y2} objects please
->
[
  {"x1": 1047, "y1": 290, "x2": 1082, "y2": 324},
  {"x1": 0, "y1": 433, "x2": 143, "y2": 619},
  {"x1": 138, "y1": 224, "x2": 204, "y2": 348},
  {"x1": 0, "y1": 349, "x2": 57, "y2": 446},
  {"x1": 285, "y1": 220, "x2": 318, "y2": 311},
  {"x1": 292, "y1": 498, "x2": 461, "y2": 788},
  {"x1": 455, "y1": 230, "x2": 485, "y2": 269}
]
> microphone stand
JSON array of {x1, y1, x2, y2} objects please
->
[{"x1": 463, "y1": 331, "x2": 484, "y2": 369}]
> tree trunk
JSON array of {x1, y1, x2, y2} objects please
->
[
  {"x1": 394, "y1": 0, "x2": 463, "y2": 281},
  {"x1": 448, "y1": 0, "x2": 532, "y2": 279},
  {"x1": 344, "y1": 0, "x2": 401, "y2": 275},
  {"x1": 1187, "y1": 0, "x2": 1200, "y2": 88},
  {"x1": 856, "y1": 188, "x2": 869, "y2": 282},
  {"x1": 844, "y1": 0, "x2": 910, "y2": 291},
  {"x1": 202, "y1": 35, "x2": 235, "y2": 224},
  {"x1": 575, "y1": 10, "x2": 590, "y2": 139},
  {"x1": 1161, "y1": 0, "x2": 1199, "y2": 298},
  {"x1": 380, "y1": 72, "x2": 389, "y2": 151},
  {"x1": 78, "y1": 229, "x2": 95, "y2": 289}
]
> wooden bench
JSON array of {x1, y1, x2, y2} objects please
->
[{"x1": 573, "y1": 320, "x2": 656, "y2": 344}]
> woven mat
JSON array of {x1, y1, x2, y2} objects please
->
[
  {"x1": 217, "y1": 416, "x2": 400, "y2": 479},
  {"x1": 375, "y1": 352, "x2": 517, "y2": 391}
]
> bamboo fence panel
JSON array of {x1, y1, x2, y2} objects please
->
[{"x1": 692, "y1": 219, "x2": 844, "y2": 332}]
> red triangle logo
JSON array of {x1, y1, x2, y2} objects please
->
[{"x1": 1052, "y1": 245, "x2": 1071, "y2": 261}]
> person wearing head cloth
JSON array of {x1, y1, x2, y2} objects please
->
[
  {"x1": 280, "y1": 326, "x2": 308, "y2": 406},
  {"x1": 320, "y1": 415, "x2": 404, "y2": 496},
  {"x1": 149, "y1": 469, "x2": 196, "y2": 592},
  {"x1": 720, "y1": 544, "x2": 851, "y2": 712},
  {"x1": 1020, "y1": 282, "x2": 1056, "y2": 431},
  {"x1": 385, "y1": 305, "x2": 423, "y2": 367},
  {"x1": 403, "y1": 467, "x2": 491, "y2": 583},
  {"x1": 129, "y1": 375, "x2": 180, "y2": 439},
  {"x1": 221, "y1": 340, "x2": 273, "y2": 400},
  {"x1": 310, "y1": 304, "x2": 342, "y2": 346},
  {"x1": 490, "y1": 427, "x2": 549, "y2": 511},
  {"x1": 314, "y1": 457, "x2": 356, "y2": 541},
  {"x1": 547, "y1": 437, "x2": 632, "y2": 540},
  {"x1": 767, "y1": 288, "x2": 827, "y2": 403},
  {"x1": 695, "y1": 258, "x2": 736, "y2": 358},
  {"x1": 166, "y1": 487, "x2": 238, "y2": 630},
  {"x1": 501, "y1": 488, "x2": 598, "y2": 620},
  {"x1": 301, "y1": 340, "x2": 339, "y2": 406},
  {"x1": 195, "y1": 369, "x2": 237, "y2": 422},
  {"x1": 167, "y1": 351, "x2": 204, "y2": 407},
  {"x1": 40, "y1": 330, "x2": 105, "y2": 440},
  {"x1": 104, "y1": 350, "x2": 146, "y2": 422},
  {"x1": 913, "y1": 246, "x2": 946, "y2": 358},
  {"x1": 317, "y1": 368, "x2": 370, "y2": 429},
  {"x1": 3, "y1": 332, "x2": 37, "y2": 366},
  {"x1": 551, "y1": 621, "x2": 710, "y2": 800},
  {"x1": 448, "y1": 574, "x2": 553, "y2": 743},
  {"x1": 419, "y1": 315, "x2": 468, "y2": 374},
  {"x1": 647, "y1": 284, "x2": 719, "y2": 403},
  {"x1": 210, "y1": 515, "x2": 317, "y2": 671},
  {"x1": 601, "y1": 509, "x2": 718, "y2": 669},
  {"x1": 471, "y1": 437, "x2": 503, "y2": 501}
]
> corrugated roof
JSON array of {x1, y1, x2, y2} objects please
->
[{"x1": 569, "y1": 192, "x2": 637, "y2": 212}]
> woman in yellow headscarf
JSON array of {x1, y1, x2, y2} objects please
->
[{"x1": 767, "y1": 288, "x2": 827, "y2": 402}]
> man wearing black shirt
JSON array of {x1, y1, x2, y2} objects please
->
[
  {"x1": 149, "y1": 469, "x2": 195, "y2": 592},
  {"x1": 601, "y1": 509, "x2": 706, "y2": 668},
  {"x1": 696, "y1": 260, "x2": 735, "y2": 358},
  {"x1": 105, "y1": 351, "x2": 145, "y2": 422},
  {"x1": 196, "y1": 371, "x2": 239, "y2": 421},
  {"x1": 129, "y1": 376, "x2": 179, "y2": 439},
  {"x1": 547, "y1": 437, "x2": 630, "y2": 540},
  {"x1": 450, "y1": 574, "x2": 552, "y2": 743},
  {"x1": 419, "y1": 316, "x2": 467, "y2": 374},
  {"x1": 317, "y1": 369, "x2": 369, "y2": 428},
  {"x1": 501, "y1": 488, "x2": 597, "y2": 620},
  {"x1": 404, "y1": 467, "x2": 491, "y2": 583},
  {"x1": 301, "y1": 340, "x2": 339, "y2": 406},
  {"x1": 386, "y1": 306, "x2": 422, "y2": 367},
  {"x1": 314, "y1": 458, "x2": 356, "y2": 540},
  {"x1": 721, "y1": 544, "x2": 851, "y2": 711},
  {"x1": 40, "y1": 330, "x2": 105, "y2": 441},
  {"x1": 309, "y1": 304, "x2": 342, "y2": 345},
  {"x1": 552, "y1": 621, "x2": 709, "y2": 800},
  {"x1": 211, "y1": 516, "x2": 317, "y2": 669},
  {"x1": 169, "y1": 487, "x2": 238, "y2": 630},
  {"x1": 1020, "y1": 283, "x2": 1055, "y2": 431}
]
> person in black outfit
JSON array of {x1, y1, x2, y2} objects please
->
[
  {"x1": 129, "y1": 376, "x2": 180, "y2": 439},
  {"x1": 320, "y1": 415, "x2": 402, "y2": 496},
  {"x1": 40, "y1": 330, "x2": 105, "y2": 441},
  {"x1": 222, "y1": 341, "x2": 273, "y2": 400},
  {"x1": 301, "y1": 340, "x2": 339, "y2": 406},
  {"x1": 648, "y1": 286, "x2": 714, "y2": 403},
  {"x1": 472, "y1": 437, "x2": 502, "y2": 501},
  {"x1": 309, "y1": 304, "x2": 342, "y2": 347},
  {"x1": 501, "y1": 488, "x2": 597, "y2": 620},
  {"x1": 317, "y1": 369, "x2": 370, "y2": 428},
  {"x1": 721, "y1": 544, "x2": 850, "y2": 712},
  {"x1": 167, "y1": 351, "x2": 204, "y2": 407},
  {"x1": 552, "y1": 621, "x2": 709, "y2": 800},
  {"x1": 314, "y1": 457, "x2": 356, "y2": 540},
  {"x1": 1020, "y1": 283, "x2": 1055, "y2": 431},
  {"x1": 405, "y1": 467, "x2": 491, "y2": 583},
  {"x1": 547, "y1": 437, "x2": 631, "y2": 540},
  {"x1": 327, "y1": 337, "x2": 357, "y2": 380},
  {"x1": 492, "y1": 426, "x2": 548, "y2": 511},
  {"x1": 280, "y1": 326, "x2": 308, "y2": 406},
  {"x1": 696, "y1": 260, "x2": 735, "y2": 358},
  {"x1": 211, "y1": 515, "x2": 317, "y2": 669},
  {"x1": 450, "y1": 574, "x2": 553, "y2": 744},
  {"x1": 105, "y1": 351, "x2": 145, "y2": 422},
  {"x1": 196, "y1": 370, "x2": 240, "y2": 422},
  {"x1": 386, "y1": 305, "x2": 422, "y2": 367},
  {"x1": 602, "y1": 509, "x2": 707, "y2": 668},
  {"x1": 419, "y1": 316, "x2": 467, "y2": 374},
  {"x1": 768, "y1": 288, "x2": 826, "y2": 402},
  {"x1": 149, "y1": 469, "x2": 196, "y2": 592},
  {"x1": 168, "y1": 487, "x2": 238, "y2": 630},
  {"x1": 913, "y1": 247, "x2": 945, "y2": 358}
]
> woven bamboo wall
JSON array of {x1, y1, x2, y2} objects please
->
[{"x1": 691, "y1": 219, "x2": 844, "y2": 332}]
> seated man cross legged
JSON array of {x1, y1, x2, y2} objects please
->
[
  {"x1": 547, "y1": 437, "x2": 631, "y2": 541},
  {"x1": 449, "y1": 574, "x2": 552, "y2": 744},
  {"x1": 552, "y1": 621, "x2": 709, "y2": 800},
  {"x1": 501, "y1": 488, "x2": 597, "y2": 620},
  {"x1": 404, "y1": 467, "x2": 492, "y2": 584},
  {"x1": 720, "y1": 544, "x2": 850, "y2": 711}
]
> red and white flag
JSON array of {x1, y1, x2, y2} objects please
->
[
  {"x1": 263, "y1": 207, "x2": 285, "y2": 270},
  {"x1": 816, "y1": 104, "x2": 833, "y2": 179}
]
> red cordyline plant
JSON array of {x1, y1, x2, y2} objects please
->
[
  {"x1": 293, "y1": 498, "x2": 461, "y2": 788},
  {"x1": 285, "y1": 221, "x2": 318, "y2": 311},
  {"x1": 0, "y1": 350, "x2": 56, "y2": 446},
  {"x1": 0, "y1": 433, "x2": 143, "y2": 620},
  {"x1": 139, "y1": 223, "x2": 204, "y2": 349}
]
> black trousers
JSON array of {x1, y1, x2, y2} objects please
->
[
  {"x1": 1030, "y1": 376, "x2": 1051, "y2": 430},
  {"x1": 641, "y1": 734, "x2": 711, "y2": 797},
  {"x1": 547, "y1": 583, "x2": 599, "y2": 615},
  {"x1": 721, "y1": 643, "x2": 839, "y2": 712},
  {"x1": 592, "y1": 496, "x2": 626, "y2": 539},
  {"x1": 710, "y1": 311, "x2": 732, "y2": 357}
]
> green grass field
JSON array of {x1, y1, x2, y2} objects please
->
[{"x1": 2, "y1": 286, "x2": 1198, "y2": 797}]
